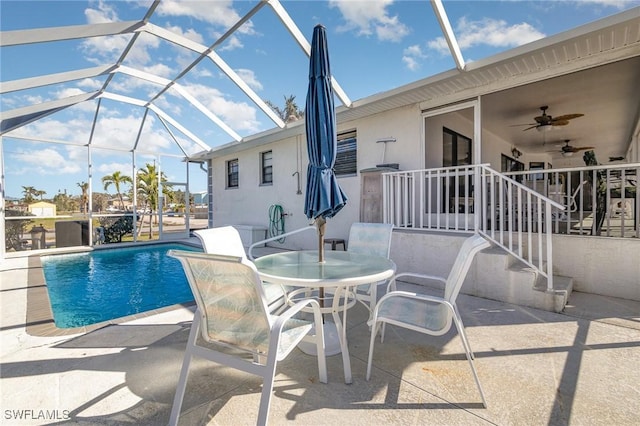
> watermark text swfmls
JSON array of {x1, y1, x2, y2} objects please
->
[{"x1": 4, "y1": 409, "x2": 71, "y2": 421}]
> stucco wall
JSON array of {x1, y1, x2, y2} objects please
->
[{"x1": 552, "y1": 235, "x2": 640, "y2": 301}]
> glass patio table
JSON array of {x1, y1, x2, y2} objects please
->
[{"x1": 254, "y1": 250, "x2": 396, "y2": 384}]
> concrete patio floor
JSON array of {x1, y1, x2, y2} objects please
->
[{"x1": 2, "y1": 251, "x2": 639, "y2": 425}]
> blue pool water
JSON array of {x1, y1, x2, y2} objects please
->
[{"x1": 42, "y1": 243, "x2": 201, "y2": 328}]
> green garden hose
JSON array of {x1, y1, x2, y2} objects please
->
[{"x1": 268, "y1": 204, "x2": 286, "y2": 243}]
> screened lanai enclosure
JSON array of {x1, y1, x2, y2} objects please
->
[{"x1": 0, "y1": 0, "x2": 358, "y2": 257}]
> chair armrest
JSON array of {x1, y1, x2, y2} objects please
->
[
  {"x1": 271, "y1": 298, "x2": 323, "y2": 334},
  {"x1": 387, "y1": 272, "x2": 446, "y2": 292},
  {"x1": 248, "y1": 224, "x2": 316, "y2": 260}
]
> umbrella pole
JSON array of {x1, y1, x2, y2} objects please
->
[
  {"x1": 316, "y1": 217, "x2": 326, "y2": 312},
  {"x1": 317, "y1": 217, "x2": 326, "y2": 263}
]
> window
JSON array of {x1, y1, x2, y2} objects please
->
[
  {"x1": 260, "y1": 150, "x2": 273, "y2": 185},
  {"x1": 335, "y1": 130, "x2": 357, "y2": 176},
  {"x1": 442, "y1": 127, "x2": 471, "y2": 167},
  {"x1": 442, "y1": 128, "x2": 472, "y2": 212},
  {"x1": 226, "y1": 159, "x2": 238, "y2": 188},
  {"x1": 501, "y1": 154, "x2": 524, "y2": 182}
]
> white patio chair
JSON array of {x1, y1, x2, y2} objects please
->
[
  {"x1": 366, "y1": 234, "x2": 490, "y2": 407},
  {"x1": 563, "y1": 180, "x2": 589, "y2": 214},
  {"x1": 194, "y1": 227, "x2": 286, "y2": 311},
  {"x1": 167, "y1": 251, "x2": 327, "y2": 426},
  {"x1": 347, "y1": 222, "x2": 393, "y2": 313}
]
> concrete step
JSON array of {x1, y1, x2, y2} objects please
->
[{"x1": 472, "y1": 247, "x2": 573, "y2": 313}]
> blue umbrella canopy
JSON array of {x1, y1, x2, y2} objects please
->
[
  {"x1": 304, "y1": 24, "x2": 348, "y2": 262},
  {"x1": 304, "y1": 24, "x2": 348, "y2": 221}
]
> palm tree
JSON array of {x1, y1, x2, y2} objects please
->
[
  {"x1": 102, "y1": 171, "x2": 133, "y2": 210},
  {"x1": 136, "y1": 163, "x2": 173, "y2": 238},
  {"x1": 21, "y1": 186, "x2": 37, "y2": 203},
  {"x1": 77, "y1": 181, "x2": 89, "y2": 213},
  {"x1": 266, "y1": 95, "x2": 304, "y2": 123},
  {"x1": 34, "y1": 189, "x2": 47, "y2": 200}
]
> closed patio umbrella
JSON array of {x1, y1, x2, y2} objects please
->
[{"x1": 304, "y1": 24, "x2": 348, "y2": 264}]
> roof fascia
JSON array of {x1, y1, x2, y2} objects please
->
[{"x1": 0, "y1": 21, "x2": 144, "y2": 46}]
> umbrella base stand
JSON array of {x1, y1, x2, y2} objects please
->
[{"x1": 298, "y1": 321, "x2": 342, "y2": 356}]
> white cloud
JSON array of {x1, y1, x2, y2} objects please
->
[
  {"x1": 235, "y1": 69, "x2": 263, "y2": 91},
  {"x1": 183, "y1": 83, "x2": 261, "y2": 132},
  {"x1": 80, "y1": 4, "x2": 160, "y2": 67},
  {"x1": 218, "y1": 34, "x2": 244, "y2": 52},
  {"x1": 580, "y1": 0, "x2": 634, "y2": 9},
  {"x1": 9, "y1": 147, "x2": 82, "y2": 175},
  {"x1": 428, "y1": 16, "x2": 545, "y2": 55},
  {"x1": 402, "y1": 44, "x2": 426, "y2": 71},
  {"x1": 157, "y1": 0, "x2": 255, "y2": 35},
  {"x1": 96, "y1": 162, "x2": 134, "y2": 177},
  {"x1": 164, "y1": 24, "x2": 205, "y2": 45},
  {"x1": 77, "y1": 78, "x2": 104, "y2": 91},
  {"x1": 330, "y1": 0, "x2": 410, "y2": 42}
]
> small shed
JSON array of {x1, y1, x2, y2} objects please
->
[{"x1": 28, "y1": 201, "x2": 56, "y2": 217}]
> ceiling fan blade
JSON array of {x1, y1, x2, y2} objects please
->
[
  {"x1": 575, "y1": 146, "x2": 595, "y2": 152},
  {"x1": 522, "y1": 125, "x2": 539, "y2": 131},
  {"x1": 550, "y1": 120, "x2": 570, "y2": 126},
  {"x1": 509, "y1": 123, "x2": 537, "y2": 127},
  {"x1": 552, "y1": 113, "x2": 584, "y2": 121}
]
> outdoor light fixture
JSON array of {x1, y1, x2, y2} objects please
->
[
  {"x1": 376, "y1": 137, "x2": 397, "y2": 165},
  {"x1": 511, "y1": 147, "x2": 522, "y2": 159},
  {"x1": 376, "y1": 137, "x2": 397, "y2": 143}
]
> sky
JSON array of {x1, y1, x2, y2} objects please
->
[{"x1": 2, "y1": 0, "x2": 639, "y2": 200}]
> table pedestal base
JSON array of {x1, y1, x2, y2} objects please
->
[{"x1": 298, "y1": 322, "x2": 342, "y2": 356}]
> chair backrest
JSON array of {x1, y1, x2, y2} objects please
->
[
  {"x1": 168, "y1": 250, "x2": 272, "y2": 355},
  {"x1": 444, "y1": 234, "x2": 491, "y2": 303},
  {"x1": 347, "y1": 222, "x2": 393, "y2": 258},
  {"x1": 194, "y1": 226, "x2": 247, "y2": 259},
  {"x1": 570, "y1": 180, "x2": 589, "y2": 199}
]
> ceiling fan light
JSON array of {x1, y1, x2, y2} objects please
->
[
  {"x1": 537, "y1": 124, "x2": 554, "y2": 133},
  {"x1": 562, "y1": 151, "x2": 574, "y2": 157}
]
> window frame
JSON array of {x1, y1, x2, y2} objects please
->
[
  {"x1": 260, "y1": 150, "x2": 273, "y2": 186},
  {"x1": 335, "y1": 129, "x2": 357, "y2": 177},
  {"x1": 226, "y1": 158, "x2": 239, "y2": 189}
]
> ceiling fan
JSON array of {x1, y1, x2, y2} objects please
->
[
  {"x1": 550, "y1": 140, "x2": 594, "y2": 157},
  {"x1": 516, "y1": 106, "x2": 584, "y2": 132}
]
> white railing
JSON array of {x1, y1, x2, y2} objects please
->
[
  {"x1": 382, "y1": 164, "x2": 565, "y2": 291},
  {"x1": 504, "y1": 163, "x2": 639, "y2": 238}
]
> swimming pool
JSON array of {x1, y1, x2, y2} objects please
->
[{"x1": 41, "y1": 243, "x2": 202, "y2": 328}]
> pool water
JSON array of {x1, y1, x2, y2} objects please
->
[{"x1": 42, "y1": 243, "x2": 202, "y2": 328}]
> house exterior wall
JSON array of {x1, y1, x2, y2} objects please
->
[
  {"x1": 552, "y1": 235, "x2": 639, "y2": 301},
  {"x1": 211, "y1": 104, "x2": 425, "y2": 248},
  {"x1": 210, "y1": 99, "x2": 639, "y2": 301}
]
